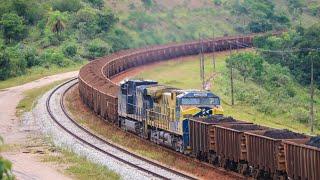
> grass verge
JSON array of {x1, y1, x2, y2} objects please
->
[
  {"x1": 0, "y1": 61, "x2": 86, "y2": 90},
  {"x1": 15, "y1": 79, "x2": 120, "y2": 179},
  {"x1": 16, "y1": 80, "x2": 66, "y2": 117},
  {"x1": 42, "y1": 148, "x2": 120, "y2": 180}
]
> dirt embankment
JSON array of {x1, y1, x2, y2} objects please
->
[{"x1": 0, "y1": 71, "x2": 78, "y2": 180}]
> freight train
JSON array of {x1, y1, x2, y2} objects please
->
[
  {"x1": 116, "y1": 79, "x2": 320, "y2": 179},
  {"x1": 117, "y1": 79, "x2": 320, "y2": 180},
  {"x1": 78, "y1": 33, "x2": 319, "y2": 180}
]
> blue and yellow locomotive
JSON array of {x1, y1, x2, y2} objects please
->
[{"x1": 118, "y1": 79, "x2": 223, "y2": 152}]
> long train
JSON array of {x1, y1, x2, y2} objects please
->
[{"x1": 78, "y1": 33, "x2": 319, "y2": 180}]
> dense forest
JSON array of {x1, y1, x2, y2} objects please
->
[{"x1": 0, "y1": 0, "x2": 319, "y2": 82}]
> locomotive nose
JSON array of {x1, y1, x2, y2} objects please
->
[{"x1": 196, "y1": 107, "x2": 213, "y2": 117}]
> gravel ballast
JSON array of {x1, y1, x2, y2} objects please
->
[{"x1": 31, "y1": 79, "x2": 189, "y2": 180}]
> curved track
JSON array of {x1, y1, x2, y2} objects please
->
[
  {"x1": 76, "y1": 34, "x2": 262, "y2": 179},
  {"x1": 46, "y1": 78, "x2": 197, "y2": 180},
  {"x1": 78, "y1": 34, "x2": 260, "y2": 124}
]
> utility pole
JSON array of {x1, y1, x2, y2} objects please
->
[
  {"x1": 201, "y1": 35, "x2": 205, "y2": 90},
  {"x1": 229, "y1": 41, "x2": 234, "y2": 106},
  {"x1": 199, "y1": 34, "x2": 205, "y2": 90},
  {"x1": 212, "y1": 28, "x2": 216, "y2": 72},
  {"x1": 310, "y1": 54, "x2": 314, "y2": 133}
]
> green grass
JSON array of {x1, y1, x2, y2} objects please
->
[
  {"x1": 42, "y1": 149, "x2": 120, "y2": 180},
  {"x1": 16, "y1": 80, "x2": 67, "y2": 117},
  {"x1": 135, "y1": 51, "x2": 320, "y2": 135},
  {"x1": 0, "y1": 61, "x2": 87, "y2": 90}
]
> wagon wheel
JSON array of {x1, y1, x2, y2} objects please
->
[{"x1": 253, "y1": 169, "x2": 260, "y2": 179}]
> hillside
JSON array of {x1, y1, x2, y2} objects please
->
[
  {"x1": 135, "y1": 51, "x2": 320, "y2": 134},
  {"x1": 0, "y1": 0, "x2": 319, "y2": 132},
  {"x1": 1, "y1": 0, "x2": 320, "y2": 86}
]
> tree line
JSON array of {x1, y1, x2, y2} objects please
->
[{"x1": 0, "y1": 0, "x2": 130, "y2": 81}]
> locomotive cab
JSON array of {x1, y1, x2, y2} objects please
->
[{"x1": 177, "y1": 90, "x2": 223, "y2": 119}]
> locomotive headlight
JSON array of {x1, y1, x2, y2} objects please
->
[{"x1": 213, "y1": 105, "x2": 224, "y2": 115}]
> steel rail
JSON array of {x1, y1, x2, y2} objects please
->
[{"x1": 46, "y1": 78, "x2": 196, "y2": 180}]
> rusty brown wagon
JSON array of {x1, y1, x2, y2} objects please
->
[{"x1": 283, "y1": 139, "x2": 320, "y2": 180}]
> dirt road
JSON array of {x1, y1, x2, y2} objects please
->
[{"x1": 0, "y1": 71, "x2": 78, "y2": 180}]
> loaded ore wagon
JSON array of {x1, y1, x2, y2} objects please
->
[
  {"x1": 188, "y1": 116, "x2": 252, "y2": 162},
  {"x1": 244, "y1": 129, "x2": 308, "y2": 179},
  {"x1": 283, "y1": 137, "x2": 320, "y2": 180},
  {"x1": 213, "y1": 124, "x2": 269, "y2": 172}
]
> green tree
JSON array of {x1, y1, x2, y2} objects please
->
[
  {"x1": 0, "y1": 13, "x2": 26, "y2": 43},
  {"x1": 44, "y1": 11, "x2": 69, "y2": 46},
  {"x1": 287, "y1": 0, "x2": 305, "y2": 13},
  {"x1": 86, "y1": 0, "x2": 104, "y2": 9},
  {"x1": 142, "y1": 0, "x2": 153, "y2": 9},
  {"x1": 86, "y1": 39, "x2": 111, "y2": 59},
  {"x1": 253, "y1": 24, "x2": 320, "y2": 87},
  {"x1": 226, "y1": 52, "x2": 264, "y2": 82},
  {"x1": 62, "y1": 42, "x2": 77, "y2": 57},
  {"x1": 97, "y1": 11, "x2": 119, "y2": 33},
  {"x1": 40, "y1": 49, "x2": 70, "y2": 67},
  {"x1": 24, "y1": 46, "x2": 39, "y2": 68},
  {"x1": 52, "y1": 0, "x2": 82, "y2": 12},
  {"x1": 11, "y1": 0, "x2": 44, "y2": 25},
  {"x1": 106, "y1": 28, "x2": 132, "y2": 52},
  {"x1": 5, "y1": 45, "x2": 27, "y2": 77},
  {"x1": 231, "y1": 0, "x2": 290, "y2": 33},
  {"x1": 74, "y1": 7, "x2": 100, "y2": 38},
  {"x1": 0, "y1": 51, "x2": 10, "y2": 80}
]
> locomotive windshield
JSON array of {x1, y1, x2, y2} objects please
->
[{"x1": 181, "y1": 97, "x2": 220, "y2": 105}]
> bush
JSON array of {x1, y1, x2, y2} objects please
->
[
  {"x1": 0, "y1": 51, "x2": 11, "y2": 80},
  {"x1": 24, "y1": 46, "x2": 40, "y2": 68},
  {"x1": 309, "y1": 4, "x2": 320, "y2": 16},
  {"x1": 4, "y1": 46, "x2": 27, "y2": 77},
  {"x1": 52, "y1": 0, "x2": 82, "y2": 12},
  {"x1": 248, "y1": 21, "x2": 273, "y2": 33},
  {"x1": 0, "y1": 45, "x2": 40, "y2": 80},
  {"x1": 73, "y1": 8, "x2": 118, "y2": 38},
  {"x1": 256, "y1": 100, "x2": 275, "y2": 115},
  {"x1": 86, "y1": 39, "x2": 110, "y2": 59},
  {"x1": 97, "y1": 10, "x2": 119, "y2": 33},
  {"x1": 106, "y1": 28, "x2": 132, "y2": 52},
  {"x1": 62, "y1": 43, "x2": 77, "y2": 57},
  {"x1": 0, "y1": 13, "x2": 27, "y2": 43},
  {"x1": 40, "y1": 49, "x2": 70, "y2": 67},
  {"x1": 142, "y1": 0, "x2": 153, "y2": 9},
  {"x1": 74, "y1": 7, "x2": 99, "y2": 38},
  {"x1": 86, "y1": 0, "x2": 104, "y2": 8},
  {"x1": 292, "y1": 108, "x2": 309, "y2": 123},
  {"x1": 11, "y1": 0, "x2": 44, "y2": 24},
  {"x1": 213, "y1": 0, "x2": 222, "y2": 6}
]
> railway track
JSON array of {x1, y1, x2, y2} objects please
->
[{"x1": 46, "y1": 78, "x2": 197, "y2": 180}]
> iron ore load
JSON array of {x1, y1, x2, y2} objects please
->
[{"x1": 78, "y1": 34, "x2": 319, "y2": 180}]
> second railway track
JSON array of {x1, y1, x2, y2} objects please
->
[{"x1": 46, "y1": 78, "x2": 197, "y2": 180}]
